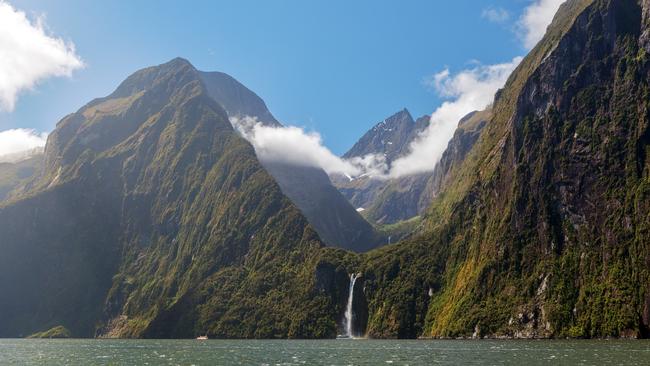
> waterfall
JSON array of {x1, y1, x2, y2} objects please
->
[{"x1": 344, "y1": 273, "x2": 359, "y2": 338}]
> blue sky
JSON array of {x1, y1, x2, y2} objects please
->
[{"x1": 2, "y1": 0, "x2": 540, "y2": 155}]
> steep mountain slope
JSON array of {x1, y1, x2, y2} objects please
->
[
  {"x1": 198, "y1": 71, "x2": 382, "y2": 251},
  {"x1": 336, "y1": 0, "x2": 650, "y2": 339},
  {"x1": 0, "y1": 58, "x2": 340, "y2": 339}
]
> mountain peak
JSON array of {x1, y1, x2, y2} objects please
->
[
  {"x1": 342, "y1": 108, "x2": 421, "y2": 163},
  {"x1": 384, "y1": 108, "x2": 414, "y2": 127},
  {"x1": 108, "y1": 57, "x2": 199, "y2": 100},
  {"x1": 166, "y1": 57, "x2": 193, "y2": 67}
]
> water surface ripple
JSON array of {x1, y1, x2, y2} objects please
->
[{"x1": 0, "y1": 339, "x2": 649, "y2": 365}]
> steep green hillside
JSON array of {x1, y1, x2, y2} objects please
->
[
  {"x1": 198, "y1": 71, "x2": 382, "y2": 252},
  {"x1": 0, "y1": 58, "x2": 341, "y2": 339},
  {"x1": 344, "y1": 0, "x2": 650, "y2": 339}
]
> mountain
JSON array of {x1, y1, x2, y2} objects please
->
[
  {"x1": 2, "y1": 0, "x2": 647, "y2": 341},
  {"x1": 0, "y1": 58, "x2": 341, "y2": 338},
  {"x1": 332, "y1": 111, "x2": 429, "y2": 223},
  {"x1": 342, "y1": 109, "x2": 427, "y2": 164},
  {"x1": 333, "y1": 109, "x2": 489, "y2": 225},
  {"x1": 322, "y1": 0, "x2": 650, "y2": 339},
  {"x1": 198, "y1": 70, "x2": 382, "y2": 251}
]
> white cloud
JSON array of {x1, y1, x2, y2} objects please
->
[
  {"x1": 0, "y1": 129, "x2": 47, "y2": 160},
  {"x1": 225, "y1": 0, "x2": 566, "y2": 181},
  {"x1": 482, "y1": 7, "x2": 511, "y2": 23},
  {"x1": 389, "y1": 57, "x2": 522, "y2": 178},
  {"x1": 230, "y1": 116, "x2": 388, "y2": 177},
  {"x1": 0, "y1": 0, "x2": 83, "y2": 111},
  {"x1": 231, "y1": 58, "x2": 522, "y2": 180},
  {"x1": 518, "y1": 0, "x2": 567, "y2": 49},
  {"x1": 380, "y1": 0, "x2": 565, "y2": 177}
]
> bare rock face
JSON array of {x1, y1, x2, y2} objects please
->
[{"x1": 343, "y1": 109, "x2": 422, "y2": 164}]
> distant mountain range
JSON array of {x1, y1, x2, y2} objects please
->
[{"x1": 1, "y1": 0, "x2": 649, "y2": 340}]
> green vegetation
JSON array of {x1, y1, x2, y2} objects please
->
[
  {"x1": 27, "y1": 326, "x2": 72, "y2": 339},
  {"x1": 1, "y1": 0, "x2": 649, "y2": 341},
  {"x1": 340, "y1": 0, "x2": 650, "y2": 339},
  {"x1": 376, "y1": 216, "x2": 422, "y2": 243},
  {"x1": 0, "y1": 58, "x2": 340, "y2": 339}
]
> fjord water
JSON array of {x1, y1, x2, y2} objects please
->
[{"x1": 1, "y1": 339, "x2": 649, "y2": 365}]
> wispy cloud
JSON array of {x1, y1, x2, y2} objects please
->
[
  {"x1": 482, "y1": 7, "x2": 510, "y2": 23},
  {"x1": 384, "y1": 0, "x2": 565, "y2": 177},
  {"x1": 518, "y1": 0, "x2": 566, "y2": 49},
  {"x1": 0, "y1": 129, "x2": 47, "y2": 159},
  {"x1": 389, "y1": 57, "x2": 522, "y2": 178},
  {"x1": 0, "y1": 0, "x2": 83, "y2": 111}
]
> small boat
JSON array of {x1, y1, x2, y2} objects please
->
[{"x1": 196, "y1": 335, "x2": 208, "y2": 340}]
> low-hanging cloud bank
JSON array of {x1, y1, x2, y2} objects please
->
[
  {"x1": 0, "y1": 0, "x2": 83, "y2": 111},
  {"x1": 0, "y1": 129, "x2": 47, "y2": 161},
  {"x1": 230, "y1": 116, "x2": 388, "y2": 177}
]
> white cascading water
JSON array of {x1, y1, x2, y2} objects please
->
[{"x1": 344, "y1": 273, "x2": 359, "y2": 338}]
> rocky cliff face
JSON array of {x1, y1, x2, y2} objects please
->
[
  {"x1": 0, "y1": 58, "x2": 339, "y2": 339},
  {"x1": 343, "y1": 109, "x2": 426, "y2": 164},
  {"x1": 339, "y1": 0, "x2": 650, "y2": 339}
]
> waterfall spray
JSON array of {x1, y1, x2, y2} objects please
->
[{"x1": 344, "y1": 273, "x2": 359, "y2": 338}]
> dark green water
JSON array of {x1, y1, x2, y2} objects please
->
[{"x1": 0, "y1": 339, "x2": 649, "y2": 365}]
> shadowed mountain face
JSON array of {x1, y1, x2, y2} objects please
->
[
  {"x1": 198, "y1": 71, "x2": 383, "y2": 252},
  {"x1": 199, "y1": 71, "x2": 281, "y2": 127},
  {"x1": 0, "y1": 58, "x2": 339, "y2": 339},
  {"x1": 333, "y1": 110, "x2": 489, "y2": 225}
]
